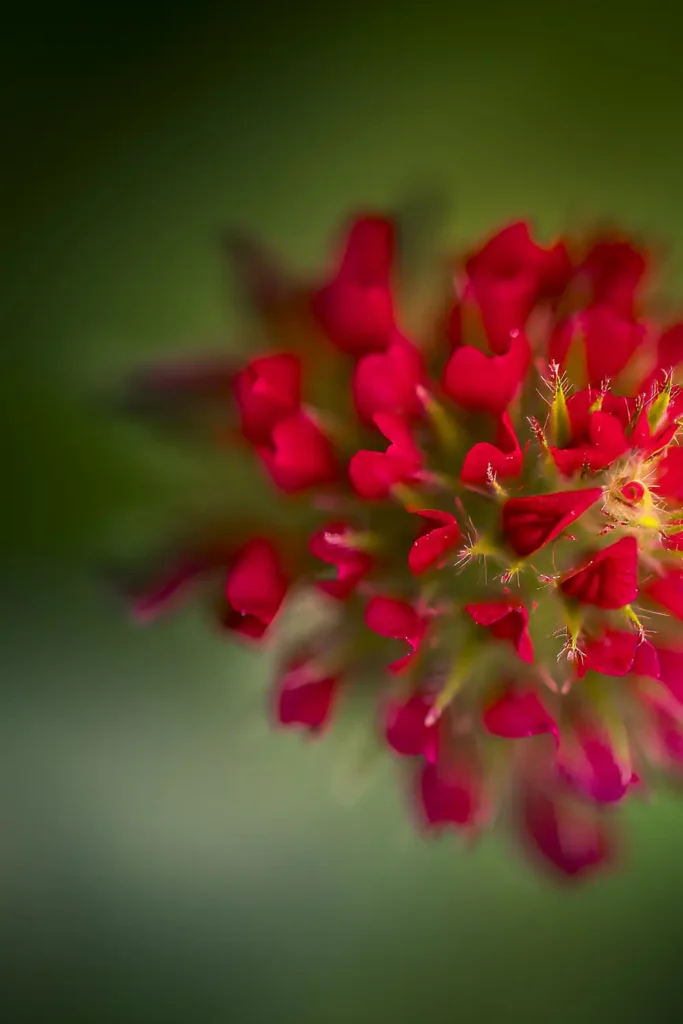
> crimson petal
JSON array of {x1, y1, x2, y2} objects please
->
[
  {"x1": 349, "y1": 413, "x2": 422, "y2": 500},
  {"x1": 385, "y1": 692, "x2": 440, "y2": 761},
  {"x1": 259, "y1": 412, "x2": 338, "y2": 492},
  {"x1": 465, "y1": 601, "x2": 534, "y2": 664},
  {"x1": 461, "y1": 413, "x2": 524, "y2": 486},
  {"x1": 234, "y1": 353, "x2": 301, "y2": 445},
  {"x1": 365, "y1": 595, "x2": 426, "y2": 674},
  {"x1": 502, "y1": 488, "x2": 603, "y2": 557},
  {"x1": 483, "y1": 688, "x2": 557, "y2": 739},
  {"x1": 417, "y1": 759, "x2": 483, "y2": 830},
  {"x1": 443, "y1": 330, "x2": 530, "y2": 415},
  {"x1": 309, "y1": 523, "x2": 373, "y2": 600},
  {"x1": 352, "y1": 337, "x2": 424, "y2": 423},
  {"x1": 408, "y1": 510, "x2": 461, "y2": 575},
  {"x1": 276, "y1": 660, "x2": 340, "y2": 732},
  {"x1": 560, "y1": 536, "x2": 638, "y2": 610},
  {"x1": 223, "y1": 538, "x2": 288, "y2": 639},
  {"x1": 519, "y1": 784, "x2": 612, "y2": 879},
  {"x1": 312, "y1": 215, "x2": 395, "y2": 354}
]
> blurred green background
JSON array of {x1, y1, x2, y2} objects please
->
[{"x1": 3, "y1": 1, "x2": 683, "y2": 1020}]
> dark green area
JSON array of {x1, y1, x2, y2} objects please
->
[{"x1": 3, "y1": 1, "x2": 683, "y2": 1020}]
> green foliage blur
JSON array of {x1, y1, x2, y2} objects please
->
[{"x1": 2, "y1": 1, "x2": 683, "y2": 1020}]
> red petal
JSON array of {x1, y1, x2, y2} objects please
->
[
  {"x1": 657, "y1": 447, "x2": 683, "y2": 502},
  {"x1": 558, "y1": 726, "x2": 633, "y2": 804},
  {"x1": 629, "y1": 402, "x2": 680, "y2": 454},
  {"x1": 352, "y1": 337, "x2": 424, "y2": 423},
  {"x1": 519, "y1": 784, "x2": 612, "y2": 879},
  {"x1": 339, "y1": 215, "x2": 394, "y2": 283},
  {"x1": 538, "y1": 241, "x2": 573, "y2": 302},
  {"x1": 580, "y1": 237, "x2": 647, "y2": 318},
  {"x1": 464, "y1": 222, "x2": 558, "y2": 353},
  {"x1": 315, "y1": 283, "x2": 393, "y2": 354},
  {"x1": 551, "y1": 307, "x2": 646, "y2": 385},
  {"x1": 655, "y1": 647, "x2": 683, "y2": 705},
  {"x1": 483, "y1": 688, "x2": 557, "y2": 738},
  {"x1": 224, "y1": 538, "x2": 288, "y2": 637},
  {"x1": 653, "y1": 708, "x2": 683, "y2": 766},
  {"x1": 312, "y1": 216, "x2": 395, "y2": 354},
  {"x1": 579, "y1": 629, "x2": 659, "y2": 679},
  {"x1": 417, "y1": 759, "x2": 484, "y2": 830},
  {"x1": 560, "y1": 536, "x2": 639, "y2": 610},
  {"x1": 259, "y1": 412, "x2": 338, "y2": 492},
  {"x1": 408, "y1": 509, "x2": 461, "y2": 575},
  {"x1": 554, "y1": 410, "x2": 628, "y2": 475},
  {"x1": 233, "y1": 353, "x2": 301, "y2": 445},
  {"x1": 656, "y1": 322, "x2": 683, "y2": 373},
  {"x1": 502, "y1": 488, "x2": 603, "y2": 557},
  {"x1": 583, "y1": 308, "x2": 647, "y2": 384},
  {"x1": 309, "y1": 523, "x2": 373, "y2": 600},
  {"x1": 276, "y1": 660, "x2": 339, "y2": 732},
  {"x1": 465, "y1": 601, "x2": 534, "y2": 663},
  {"x1": 220, "y1": 606, "x2": 270, "y2": 640},
  {"x1": 551, "y1": 389, "x2": 631, "y2": 476},
  {"x1": 461, "y1": 413, "x2": 524, "y2": 486},
  {"x1": 565, "y1": 388, "x2": 632, "y2": 437},
  {"x1": 365, "y1": 595, "x2": 425, "y2": 674},
  {"x1": 385, "y1": 692, "x2": 440, "y2": 761},
  {"x1": 443, "y1": 330, "x2": 530, "y2": 415},
  {"x1": 349, "y1": 414, "x2": 422, "y2": 500},
  {"x1": 646, "y1": 569, "x2": 683, "y2": 621},
  {"x1": 588, "y1": 410, "x2": 628, "y2": 453}
]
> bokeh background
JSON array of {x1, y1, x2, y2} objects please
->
[{"x1": 4, "y1": 1, "x2": 683, "y2": 1020}]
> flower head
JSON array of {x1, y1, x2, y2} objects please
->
[{"x1": 126, "y1": 211, "x2": 683, "y2": 882}]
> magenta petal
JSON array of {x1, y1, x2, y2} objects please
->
[
  {"x1": 655, "y1": 647, "x2": 683, "y2": 705},
  {"x1": 656, "y1": 322, "x2": 683, "y2": 372},
  {"x1": 520, "y1": 785, "x2": 612, "y2": 879},
  {"x1": 418, "y1": 761, "x2": 481, "y2": 830},
  {"x1": 461, "y1": 413, "x2": 523, "y2": 486},
  {"x1": 309, "y1": 523, "x2": 373, "y2": 600},
  {"x1": 502, "y1": 488, "x2": 603, "y2": 557},
  {"x1": 560, "y1": 536, "x2": 638, "y2": 610},
  {"x1": 483, "y1": 689, "x2": 557, "y2": 740},
  {"x1": 657, "y1": 447, "x2": 683, "y2": 502},
  {"x1": 220, "y1": 606, "x2": 269, "y2": 640},
  {"x1": 225, "y1": 538, "x2": 288, "y2": 636},
  {"x1": 646, "y1": 569, "x2": 683, "y2": 621},
  {"x1": 443, "y1": 331, "x2": 530, "y2": 415},
  {"x1": 580, "y1": 629, "x2": 659, "y2": 680},
  {"x1": 276, "y1": 662, "x2": 339, "y2": 732},
  {"x1": 312, "y1": 215, "x2": 396, "y2": 354},
  {"x1": 558, "y1": 731, "x2": 632, "y2": 805},
  {"x1": 555, "y1": 307, "x2": 647, "y2": 385},
  {"x1": 385, "y1": 692, "x2": 439, "y2": 761},
  {"x1": 234, "y1": 352, "x2": 301, "y2": 445},
  {"x1": 353, "y1": 338, "x2": 424, "y2": 423},
  {"x1": 465, "y1": 601, "x2": 534, "y2": 664},
  {"x1": 260, "y1": 413, "x2": 338, "y2": 493},
  {"x1": 365, "y1": 595, "x2": 425, "y2": 674},
  {"x1": 408, "y1": 510, "x2": 461, "y2": 575},
  {"x1": 655, "y1": 709, "x2": 683, "y2": 765},
  {"x1": 349, "y1": 413, "x2": 422, "y2": 500},
  {"x1": 580, "y1": 237, "x2": 647, "y2": 317},
  {"x1": 462, "y1": 221, "x2": 566, "y2": 353}
]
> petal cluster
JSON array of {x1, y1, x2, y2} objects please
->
[{"x1": 126, "y1": 213, "x2": 683, "y2": 882}]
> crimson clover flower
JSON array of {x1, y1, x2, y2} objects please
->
[{"x1": 123, "y1": 211, "x2": 683, "y2": 881}]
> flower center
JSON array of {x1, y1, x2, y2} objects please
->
[
  {"x1": 602, "y1": 460, "x2": 663, "y2": 534},
  {"x1": 619, "y1": 480, "x2": 646, "y2": 504}
]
